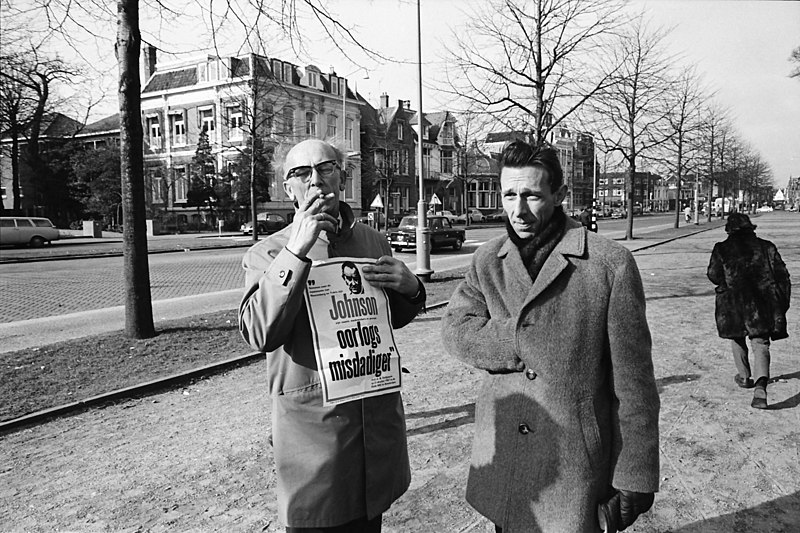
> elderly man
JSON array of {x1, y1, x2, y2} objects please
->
[
  {"x1": 239, "y1": 139, "x2": 425, "y2": 532},
  {"x1": 442, "y1": 141, "x2": 660, "y2": 533}
]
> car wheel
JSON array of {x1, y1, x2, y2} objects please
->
[
  {"x1": 30, "y1": 236, "x2": 46, "y2": 248},
  {"x1": 453, "y1": 237, "x2": 463, "y2": 251}
]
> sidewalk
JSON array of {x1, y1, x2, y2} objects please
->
[{"x1": 3, "y1": 213, "x2": 798, "y2": 532}]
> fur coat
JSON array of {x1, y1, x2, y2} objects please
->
[{"x1": 707, "y1": 230, "x2": 791, "y2": 340}]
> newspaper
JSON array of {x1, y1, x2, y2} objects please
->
[{"x1": 303, "y1": 257, "x2": 402, "y2": 406}]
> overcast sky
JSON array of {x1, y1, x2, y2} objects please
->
[
  {"x1": 305, "y1": 0, "x2": 798, "y2": 188},
  {"x1": 64, "y1": 0, "x2": 798, "y2": 188}
]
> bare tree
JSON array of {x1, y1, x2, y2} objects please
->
[
  {"x1": 0, "y1": 50, "x2": 79, "y2": 213},
  {"x1": 586, "y1": 15, "x2": 675, "y2": 240},
  {"x1": 697, "y1": 102, "x2": 731, "y2": 222},
  {"x1": 441, "y1": 0, "x2": 627, "y2": 144},
  {"x1": 4, "y1": 0, "x2": 380, "y2": 338},
  {"x1": 660, "y1": 65, "x2": 708, "y2": 228},
  {"x1": 789, "y1": 45, "x2": 800, "y2": 79}
]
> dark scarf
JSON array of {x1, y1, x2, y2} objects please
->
[{"x1": 505, "y1": 207, "x2": 567, "y2": 281}]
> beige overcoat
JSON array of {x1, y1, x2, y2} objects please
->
[
  {"x1": 239, "y1": 204, "x2": 424, "y2": 528},
  {"x1": 442, "y1": 219, "x2": 660, "y2": 533}
]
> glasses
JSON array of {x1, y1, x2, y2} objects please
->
[{"x1": 286, "y1": 160, "x2": 340, "y2": 182}]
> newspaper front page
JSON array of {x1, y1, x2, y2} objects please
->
[{"x1": 303, "y1": 257, "x2": 402, "y2": 406}]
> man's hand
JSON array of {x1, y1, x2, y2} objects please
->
[
  {"x1": 618, "y1": 490, "x2": 654, "y2": 531},
  {"x1": 361, "y1": 256, "x2": 420, "y2": 297},
  {"x1": 285, "y1": 191, "x2": 338, "y2": 259}
]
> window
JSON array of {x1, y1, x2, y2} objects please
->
[
  {"x1": 308, "y1": 71, "x2": 317, "y2": 87},
  {"x1": 146, "y1": 116, "x2": 161, "y2": 147},
  {"x1": 200, "y1": 108, "x2": 215, "y2": 133},
  {"x1": 468, "y1": 180, "x2": 497, "y2": 209},
  {"x1": 272, "y1": 60, "x2": 282, "y2": 81},
  {"x1": 613, "y1": 177, "x2": 624, "y2": 185},
  {"x1": 150, "y1": 170, "x2": 164, "y2": 203},
  {"x1": 331, "y1": 76, "x2": 338, "y2": 95},
  {"x1": 170, "y1": 113, "x2": 186, "y2": 146},
  {"x1": 174, "y1": 167, "x2": 188, "y2": 202},
  {"x1": 397, "y1": 119, "x2": 404, "y2": 140},
  {"x1": 340, "y1": 79, "x2": 346, "y2": 97},
  {"x1": 599, "y1": 178, "x2": 608, "y2": 185},
  {"x1": 283, "y1": 107, "x2": 295, "y2": 136},
  {"x1": 345, "y1": 118, "x2": 353, "y2": 149},
  {"x1": 305, "y1": 112, "x2": 317, "y2": 137},
  {"x1": 263, "y1": 104, "x2": 273, "y2": 134},
  {"x1": 401, "y1": 149, "x2": 409, "y2": 174},
  {"x1": 228, "y1": 107, "x2": 243, "y2": 140},
  {"x1": 344, "y1": 173, "x2": 353, "y2": 200},
  {"x1": 441, "y1": 149, "x2": 453, "y2": 174},
  {"x1": 613, "y1": 188, "x2": 623, "y2": 197},
  {"x1": 327, "y1": 114, "x2": 337, "y2": 137},
  {"x1": 198, "y1": 63, "x2": 207, "y2": 82},
  {"x1": 283, "y1": 64, "x2": 293, "y2": 84},
  {"x1": 208, "y1": 59, "x2": 218, "y2": 81},
  {"x1": 0, "y1": 186, "x2": 6, "y2": 199}
]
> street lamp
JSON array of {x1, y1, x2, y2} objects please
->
[{"x1": 415, "y1": 0, "x2": 432, "y2": 280}]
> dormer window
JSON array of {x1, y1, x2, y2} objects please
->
[
  {"x1": 308, "y1": 71, "x2": 318, "y2": 88},
  {"x1": 283, "y1": 64, "x2": 293, "y2": 84},
  {"x1": 397, "y1": 119, "x2": 405, "y2": 141},
  {"x1": 272, "y1": 59, "x2": 282, "y2": 81},
  {"x1": 331, "y1": 76, "x2": 339, "y2": 95},
  {"x1": 198, "y1": 63, "x2": 207, "y2": 82}
]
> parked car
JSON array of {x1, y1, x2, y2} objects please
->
[
  {"x1": 610, "y1": 208, "x2": 625, "y2": 219},
  {"x1": 456, "y1": 208, "x2": 485, "y2": 224},
  {"x1": 0, "y1": 216, "x2": 61, "y2": 247},
  {"x1": 240, "y1": 213, "x2": 287, "y2": 235},
  {"x1": 485, "y1": 209, "x2": 507, "y2": 222},
  {"x1": 388, "y1": 215, "x2": 465, "y2": 252},
  {"x1": 756, "y1": 205, "x2": 773, "y2": 212},
  {"x1": 427, "y1": 209, "x2": 458, "y2": 224}
]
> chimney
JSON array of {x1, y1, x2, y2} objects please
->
[
  {"x1": 142, "y1": 45, "x2": 157, "y2": 82},
  {"x1": 380, "y1": 93, "x2": 390, "y2": 109}
]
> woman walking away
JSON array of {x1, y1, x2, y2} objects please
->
[{"x1": 707, "y1": 213, "x2": 791, "y2": 409}]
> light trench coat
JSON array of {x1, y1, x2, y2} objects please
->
[
  {"x1": 239, "y1": 204, "x2": 424, "y2": 528},
  {"x1": 442, "y1": 219, "x2": 660, "y2": 533}
]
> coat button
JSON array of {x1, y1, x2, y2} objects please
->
[
  {"x1": 525, "y1": 369, "x2": 537, "y2": 380},
  {"x1": 518, "y1": 423, "x2": 531, "y2": 435},
  {"x1": 279, "y1": 270, "x2": 286, "y2": 278}
]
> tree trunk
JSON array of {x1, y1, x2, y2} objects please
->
[{"x1": 117, "y1": 0, "x2": 155, "y2": 339}]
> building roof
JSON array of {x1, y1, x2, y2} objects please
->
[
  {"x1": 143, "y1": 67, "x2": 198, "y2": 93},
  {"x1": 485, "y1": 130, "x2": 527, "y2": 144},
  {"x1": 82, "y1": 114, "x2": 120, "y2": 134}
]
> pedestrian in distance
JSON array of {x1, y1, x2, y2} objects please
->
[
  {"x1": 707, "y1": 212, "x2": 791, "y2": 409},
  {"x1": 684, "y1": 205, "x2": 692, "y2": 223},
  {"x1": 578, "y1": 205, "x2": 592, "y2": 229},
  {"x1": 441, "y1": 140, "x2": 660, "y2": 533},
  {"x1": 239, "y1": 139, "x2": 426, "y2": 532}
]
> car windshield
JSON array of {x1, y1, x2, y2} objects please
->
[{"x1": 398, "y1": 216, "x2": 417, "y2": 228}]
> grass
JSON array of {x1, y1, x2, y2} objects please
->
[{"x1": 0, "y1": 268, "x2": 467, "y2": 423}]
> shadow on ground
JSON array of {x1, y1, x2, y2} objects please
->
[{"x1": 671, "y1": 491, "x2": 800, "y2": 532}]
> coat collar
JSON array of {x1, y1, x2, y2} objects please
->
[
  {"x1": 497, "y1": 217, "x2": 586, "y2": 260},
  {"x1": 497, "y1": 218, "x2": 586, "y2": 306}
]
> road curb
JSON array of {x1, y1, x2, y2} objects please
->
[
  {"x1": 0, "y1": 242, "x2": 253, "y2": 264},
  {"x1": 0, "y1": 352, "x2": 265, "y2": 434}
]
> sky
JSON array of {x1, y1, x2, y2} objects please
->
[
  {"x1": 309, "y1": 0, "x2": 799, "y2": 188},
  {"x1": 33, "y1": 0, "x2": 799, "y2": 188}
]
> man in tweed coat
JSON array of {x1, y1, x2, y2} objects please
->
[{"x1": 442, "y1": 141, "x2": 660, "y2": 533}]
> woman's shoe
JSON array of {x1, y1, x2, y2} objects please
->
[{"x1": 734, "y1": 374, "x2": 754, "y2": 388}]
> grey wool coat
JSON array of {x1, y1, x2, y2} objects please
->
[
  {"x1": 442, "y1": 219, "x2": 660, "y2": 533},
  {"x1": 239, "y1": 204, "x2": 424, "y2": 528},
  {"x1": 707, "y1": 231, "x2": 791, "y2": 340}
]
